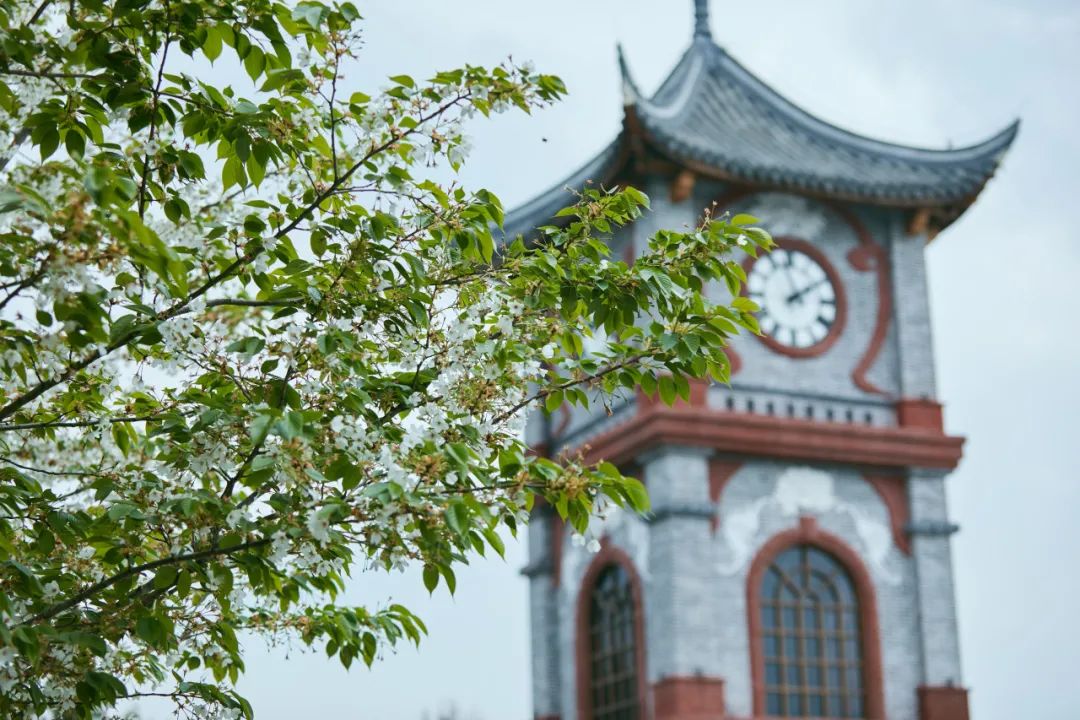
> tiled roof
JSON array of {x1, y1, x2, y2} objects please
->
[
  {"x1": 624, "y1": 38, "x2": 1018, "y2": 205},
  {"x1": 504, "y1": 34, "x2": 1017, "y2": 238}
]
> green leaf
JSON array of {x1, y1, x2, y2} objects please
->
[
  {"x1": 204, "y1": 26, "x2": 223, "y2": 61},
  {"x1": 422, "y1": 564, "x2": 439, "y2": 593},
  {"x1": 445, "y1": 502, "x2": 469, "y2": 537},
  {"x1": 244, "y1": 47, "x2": 266, "y2": 81},
  {"x1": 153, "y1": 565, "x2": 179, "y2": 589},
  {"x1": 64, "y1": 130, "x2": 86, "y2": 160},
  {"x1": 731, "y1": 213, "x2": 760, "y2": 226},
  {"x1": 482, "y1": 528, "x2": 505, "y2": 557},
  {"x1": 39, "y1": 127, "x2": 60, "y2": 160},
  {"x1": 544, "y1": 390, "x2": 564, "y2": 414},
  {"x1": 291, "y1": 3, "x2": 326, "y2": 27},
  {"x1": 658, "y1": 375, "x2": 676, "y2": 406},
  {"x1": 621, "y1": 477, "x2": 650, "y2": 512}
]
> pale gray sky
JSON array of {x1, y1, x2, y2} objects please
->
[{"x1": 155, "y1": 1, "x2": 1080, "y2": 718}]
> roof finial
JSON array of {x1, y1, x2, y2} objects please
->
[
  {"x1": 694, "y1": 0, "x2": 712, "y2": 40},
  {"x1": 616, "y1": 43, "x2": 641, "y2": 107}
]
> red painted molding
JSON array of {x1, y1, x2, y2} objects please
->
[
  {"x1": 713, "y1": 191, "x2": 893, "y2": 396},
  {"x1": 550, "y1": 513, "x2": 565, "y2": 587},
  {"x1": 653, "y1": 675, "x2": 725, "y2": 719},
  {"x1": 863, "y1": 473, "x2": 912, "y2": 555},
  {"x1": 575, "y1": 540, "x2": 648, "y2": 720},
  {"x1": 709, "y1": 458, "x2": 744, "y2": 534},
  {"x1": 580, "y1": 402, "x2": 965, "y2": 470},
  {"x1": 743, "y1": 237, "x2": 849, "y2": 359},
  {"x1": 844, "y1": 220, "x2": 892, "y2": 397},
  {"x1": 897, "y1": 398, "x2": 945, "y2": 431},
  {"x1": 918, "y1": 685, "x2": 970, "y2": 720},
  {"x1": 747, "y1": 518, "x2": 886, "y2": 720}
]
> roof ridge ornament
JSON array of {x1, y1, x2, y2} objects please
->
[
  {"x1": 616, "y1": 43, "x2": 642, "y2": 107},
  {"x1": 694, "y1": 0, "x2": 712, "y2": 40}
]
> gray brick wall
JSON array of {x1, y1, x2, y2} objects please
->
[
  {"x1": 887, "y1": 215, "x2": 938, "y2": 399},
  {"x1": 526, "y1": 510, "x2": 562, "y2": 717},
  {"x1": 908, "y1": 469, "x2": 964, "y2": 686},
  {"x1": 642, "y1": 448, "x2": 720, "y2": 680}
]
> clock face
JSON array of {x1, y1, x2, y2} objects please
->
[{"x1": 746, "y1": 245, "x2": 841, "y2": 353}]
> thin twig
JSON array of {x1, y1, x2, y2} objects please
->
[
  {"x1": 138, "y1": 15, "x2": 172, "y2": 218},
  {"x1": 0, "y1": 413, "x2": 176, "y2": 432}
]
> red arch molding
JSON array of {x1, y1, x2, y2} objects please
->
[
  {"x1": 746, "y1": 516, "x2": 886, "y2": 719},
  {"x1": 575, "y1": 538, "x2": 649, "y2": 720}
]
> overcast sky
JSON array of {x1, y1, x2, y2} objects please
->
[{"x1": 158, "y1": 2, "x2": 1079, "y2": 718}]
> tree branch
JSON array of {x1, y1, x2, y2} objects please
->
[
  {"x1": 20, "y1": 537, "x2": 271, "y2": 625},
  {"x1": 138, "y1": 19, "x2": 172, "y2": 218},
  {"x1": 494, "y1": 353, "x2": 647, "y2": 423},
  {"x1": 0, "y1": 413, "x2": 178, "y2": 432}
]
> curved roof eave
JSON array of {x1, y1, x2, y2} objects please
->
[{"x1": 620, "y1": 37, "x2": 1018, "y2": 206}]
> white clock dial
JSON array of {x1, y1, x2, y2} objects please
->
[{"x1": 747, "y1": 247, "x2": 839, "y2": 351}]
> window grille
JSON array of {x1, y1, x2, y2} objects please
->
[
  {"x1": 588, "y1": 564, "x2": 640, "y2": 720},
  {"x1": 760, "y1": 545, "x2": 865, "y2": 718}
]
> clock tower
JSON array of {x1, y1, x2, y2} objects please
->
[{"x1": 516, "y1": 3, "x2": 1017, "y2": 719}]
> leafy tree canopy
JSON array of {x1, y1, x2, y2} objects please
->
[{"x1": 0, "y1": 0, "x2": 770, "y2": 716}]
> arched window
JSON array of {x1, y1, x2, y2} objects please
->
[
  {"x1": 585, "y1": 563, "x2": 641, "y2": 720},
  {"x1": 759, "y1": 544, "x2": 865, "y2": 718}
]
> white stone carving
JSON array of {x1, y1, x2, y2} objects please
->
[{"x1": 716, "y1": 466, "x2": 900, "y2": 585}]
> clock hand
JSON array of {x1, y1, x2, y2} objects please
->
[
  {"x1": 780, "y1": 260, "x2": 803, "y2": 306},
  {"x1": 786, "y1": 278, "x2": 828, "y2": 304}
]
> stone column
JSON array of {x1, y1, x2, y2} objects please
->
[
  {"x1": 889, "y1": 225, "x2": 938, "y2": 399},
  {"x1": 643, "y1": 446, "x2": 726, "y2": 719},
  {"x1": 524, "y1": 506, "x2": 563, "y2": 719},
  {"x1": 908, "y1": 469, "x2": 969, "y2": 720}
]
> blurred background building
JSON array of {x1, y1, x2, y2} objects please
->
[{"x1": 519, "y1": 2, "x2": 1015, "y2": 718}]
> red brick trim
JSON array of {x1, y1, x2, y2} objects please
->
[
  {"x1": 743, "y1": 236, "x2": 849, "y2": 359},
  {"x1": 575, "y1": 539, "x2": 648, "y2": 720},
  {"x1": 580, "y1": 402, "x2": 965, "y2": 470},
  {"x1": 897, "y1": 398, "x2": 945, "y2": 431},
  {"x1": 918, "y1": 685, "x2": 970, "y2": 720},
  {"x1": 653, "y1": 675, "x2": 725, "y2": 719},
  {"x1": 709, "y1": 458, "x2": 744, "y2": 534},
  {"x1": 863, "y1": 473, "x2": 912, "y2": 555},
  {"x1": 747, "y1": 517, "x2": 886, "y2": 719}
]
